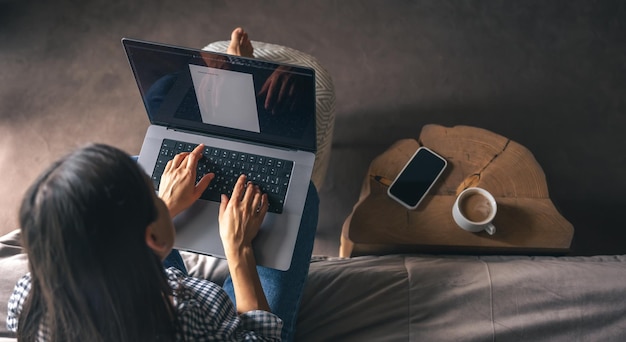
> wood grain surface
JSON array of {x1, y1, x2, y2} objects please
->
[{"x1": 340, "y1": 124, "x2": 574, "y2": 257}]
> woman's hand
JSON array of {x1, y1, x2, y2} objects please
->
[
  {"x1": 218, "y1": 174, "x2": 269, "y2": 252},
  {"x1": 158, "y1": 144, "x2": 213, "y2": 217},
  {"x1": 218, "y1": 174, "x2": 271, "y2": 313}
]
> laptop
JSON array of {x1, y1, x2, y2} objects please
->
[{"x1": 122, "y1": 38, "x2": 317, "y2": 271}]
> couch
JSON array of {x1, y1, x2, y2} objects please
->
[{"x1": 3, "y1": 228, "x2": 626, "y2": 341}]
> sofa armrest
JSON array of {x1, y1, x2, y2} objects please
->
[{"x1": 295, "y1": 254, "x2": 626, "y2": 341}]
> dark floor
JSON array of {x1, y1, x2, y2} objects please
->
[{"x1": 1, "y1": 0, "x2": 625, "y2": 256}]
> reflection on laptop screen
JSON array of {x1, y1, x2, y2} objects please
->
[{"x1": 124, "y1": 40, "x2": 317, "y2": 152}]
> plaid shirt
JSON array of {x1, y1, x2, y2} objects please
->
[{"x1": 7, "y1": 268, "x2": 282, "y2": 341}]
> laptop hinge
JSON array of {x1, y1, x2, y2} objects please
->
[{"x1": 166, "y1": 126, "x2": 299, "y2": 152}]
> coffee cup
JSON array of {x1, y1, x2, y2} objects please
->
[{"x1": 452, "y1": 187, "x2": 497, "y2": 235}]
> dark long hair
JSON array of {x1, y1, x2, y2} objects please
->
[{"x1": 18, "y1": 144, "x2": 176, "y2": 341}]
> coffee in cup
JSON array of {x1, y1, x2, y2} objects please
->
[
  {"x1": 459, "y1": 192, "x2": 493, "y2": 222},
  {"x1": 452, "y1": 187, "x2": 497, "y2": 235}
]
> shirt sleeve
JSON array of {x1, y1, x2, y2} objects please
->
[
  {"x1": 166, "y1": 267, "x2": 283, "y2": 341},
  {"x1": 6, "y1": 273, "x2": 31, "y2": 332}
]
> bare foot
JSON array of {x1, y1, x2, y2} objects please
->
[{"x1": 227, "y1": 27, "x2": 254, "y2": 57}]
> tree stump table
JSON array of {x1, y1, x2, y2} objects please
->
[{"x1": 339, "y1": 124, "x2": 574, "y2": 257}]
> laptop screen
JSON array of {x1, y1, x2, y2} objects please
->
[{"x1": 122, "y1": 38, "x2": 317, "y2": 153}]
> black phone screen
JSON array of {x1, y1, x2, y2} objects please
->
[{"x1": 388, "y1": 148, "x2": 447, "y2": 208}]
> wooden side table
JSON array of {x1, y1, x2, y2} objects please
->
[{"x1": 339, "y1": 124, "x2": 574, "y2": 257}]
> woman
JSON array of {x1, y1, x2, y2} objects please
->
[{"x1": 7, "y1": 143, "x2": 318, "y2": 341}]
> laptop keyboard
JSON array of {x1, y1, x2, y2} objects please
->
[{"x1": 151, "y1": 139, "x2": 293, "y2": 214}]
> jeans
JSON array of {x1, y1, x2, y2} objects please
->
[{"x1": 164, "y1": 182, "x2": 319, "y2": 342}]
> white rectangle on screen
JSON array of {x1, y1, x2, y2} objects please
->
[{"x1": 189, "y1": 64, "x2": 260, "y2": 132}]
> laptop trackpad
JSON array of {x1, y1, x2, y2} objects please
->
[
  {"x1": 172, "y1": 199, "x2": 284, "y2": 266},
  {"x1": 173, "y1": 200, "x2": 225, "y2": 258}
]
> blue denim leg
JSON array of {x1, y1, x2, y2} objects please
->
[
  {"x1": 223, "y1": 182, "x2": 319, "y2": 342},
  {"x1": 163, "y1": 249, "x2": 189, "y2": 277}
]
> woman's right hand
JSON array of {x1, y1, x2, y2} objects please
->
[
  {"x1": 218, "y1": 174, "x2": 271, "y2": 314},
  {"x1": 218, "y1": 174, "x2": 269, "y2": 252}
]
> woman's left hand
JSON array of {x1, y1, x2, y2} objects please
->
[{"x1": 158, "y1": 144, "x2": 213, "y2": 217}]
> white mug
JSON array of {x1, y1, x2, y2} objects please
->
[{"x1": 452, "y1": 187, "x2": 497, "y2": 235}]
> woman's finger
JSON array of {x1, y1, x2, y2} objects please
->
[
  {"x1": 219, "y1": 193, "x2": 229, "y2": 218},
  {"x1": 242, "y1": 181, "x2": 256, "y2": 207},
  {"x1": 231, "y1": 174, "x2": 247, "y2": 200},
  {"x1": 251, "y1": 188, "x2": 262, "y2": 212},
  {"x1": 257, "y1": 193, "x2": 269, "y2": 220},
  {"x1": 186, "y1": 144, "x2": 205, "y2": 170},
  {"x1": 164, "y1": 158, "x2": 174, "y2": 173},
  {"x1": 171, "y1": 152, "x2": 190, "y2": 169}
]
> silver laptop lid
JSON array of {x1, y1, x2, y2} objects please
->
[{"x1": 122, "y1": 38, "x2": 317, "y2": 153}]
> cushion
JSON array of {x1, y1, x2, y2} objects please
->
[{"x1": 203, "y1": 41, "x2": 336, "y2": 190}]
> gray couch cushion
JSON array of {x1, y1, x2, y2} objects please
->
[
  {"x1": 297, "y1": 254, "x2": 626, "y2": 341},
  {"x1": 3, "y1": 229, "x2": 626, "y2": 341}
]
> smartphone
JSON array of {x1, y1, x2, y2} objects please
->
[{"x1": 387, "y1": 147, "x2": 448, "y2": 210}]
